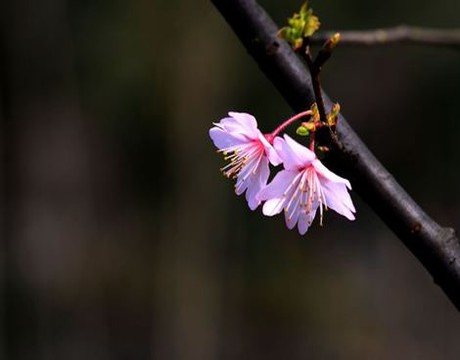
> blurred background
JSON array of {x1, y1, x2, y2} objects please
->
[{"x1": 1, "y1": 0, "x2": 460, "y2": 359}]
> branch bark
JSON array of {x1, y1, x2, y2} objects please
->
[
  {"x1": 211, "y1": 0, "x2": 460, "y2": 311},
  {"x1": 312, "y1": 26, "x2": 460, "y2": 48}
]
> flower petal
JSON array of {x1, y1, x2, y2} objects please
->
[
  {"x1": 313, "y1": 159, "x2": 351, "y2": 188},
  {"x1": 209, "y1": 126, "x2": 247, "y2": 150},
  {"x1": 258, "y1": 170, "x2": 299, "y2": 216},
  {"x1": 257, "y1": 169, "x2": 298, "y2": 201},
  {"x1": 284, "y1": 204, "x2": 300, "y2": 230},
  {"x1": 321, "y1": 180, "x2": 356, "y2": 220},
  {"x1": 274, "y1": 134, "x2": 316, "y2": 170},
  {"x1": 262, "y1": 198, "x2": 285, "y2": 217},
  {"x1": 297, "y1": 215, "x2": 310, "y2": 235},
  {"x1": 226, "y1": 112, "x2": 259, "y2": 139},
  {"x1": 259, "y1": 133, "x2": 282, "y2": 166},
  {"x1": 297, "y1": 207, "x2": 317, "y2": 235},
  {"x1": 245, "y1": 157, "x2": 270, "y2": 210}
]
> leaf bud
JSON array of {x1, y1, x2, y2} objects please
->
[{"x1": 296, "y1": 126, "x2": 310, "y2": 136}]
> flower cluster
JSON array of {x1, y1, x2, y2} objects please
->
[{"x1": 209, "y1": 111, "x2": 355, "y2": 235}]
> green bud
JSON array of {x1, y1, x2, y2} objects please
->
[
  {"x1": 278, "y1": 1, "x2": 321, "y2": 50},
  {"x1": 325, "y1": 33, "x2": 341, "y2": 50},
  {"x1": 296, "y1": 126, "x2": 309, "y2": 136},
  {"x1": 330, "y1": 103, "x2": 340, "y2": 116},
  {"x1": 300, "y1": 1, "x2": 309, "y2": 16},
  {"x1": 327, "y1": 103, "x2": 341, "y2": 126},
  {"x1": 310, "y1": 103, "x2": 320, "y2": 123},
  {"x1": 303, "y1": 11, "x2": 320, "y2": 37}
]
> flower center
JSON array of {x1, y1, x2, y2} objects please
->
[
  {"x1": 219, "y1": 141, "x2": 264, "y2": 180},
  {"x1": 283, "y1": 166, "x2": 328, "y2": 225}
]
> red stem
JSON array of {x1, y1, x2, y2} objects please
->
[
  {"x1": 266, "y1": 110, "x2": 312, "y2": 143},
  {"x1": 309, "y1": 134, "x2": 315, "y2": 151}
]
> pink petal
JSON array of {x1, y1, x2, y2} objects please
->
[
  {"x1": 227, "y1": 112, "x2": 259, "y2": 139},
  {"x1": 284, "y1": 204, "x2": 300, "y2": 230},
  {"x1": 274, "y1": 135, "x2": 315, "y2": 171},
  {"x1": 258, "y1": 170, "x2": 299, "y2": 216},
  {"x1": 209, "y1": 126, "x2": 247, "y2": 150},
  {"x1": 245, "y1": 157, "x2": 270, "y2": 210},
  {"x1": 262, "y1": 198, "x2": 285, "y2": 217},
  {"x1": 258, "y1": 133, "x2": 282, "y2": 166},
  {"x1": 321, "y1": 180, "x2": 356, "y2": 220},
  {"x1": 218, "y1": 118, "x2": 252, "y2": 138},
  {"x1": 234, "y1": 176, "x2": 247, "y2": 196},
  {"x1": 297, "y1": 206, "x2": 318, "y2": 235},
  {"x1": 244, "y1": 177, "x2": 259, "y2": 210},
  {"x1": 257, "y1": 169, "x2": 298, "y2": 201},
  {"x1": 297, "y1": 214, "x2": 311, "y2": 235},
  {"x1": 313, "y1": 159, "x2": 351, "y2": 188},
  {"x1": 296, "y1": 195, "x2": 319, "y2": 235}
]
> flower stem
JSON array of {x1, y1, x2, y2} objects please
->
[
  {"x1": 303, "y1": 47, "x2": 328, "y2": 124},
  {"x1": 309, "y1": 133, "x2": 315, "y2": 151},
  {"x1": 266, "y1": 110, "x2": 312, "y2": 142}
]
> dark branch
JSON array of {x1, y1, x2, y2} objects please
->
[
  {"x1": 211, "y1": 0, "x2": 460, "y2": 311},
  {"x1": 312, "y1": 26, "x2": 460, "y2": 48}
]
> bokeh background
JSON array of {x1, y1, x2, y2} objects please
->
[{"x1": 1, "y1": 0, "x2": 460, "y2": 359}]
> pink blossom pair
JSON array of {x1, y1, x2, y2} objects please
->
[{"x1": 209, "y1": 112, "x2": 355, "y2": 235}]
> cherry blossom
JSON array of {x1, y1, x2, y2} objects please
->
[
  {"x1": 209, "y1": 112, "x2": 281, "y2": 210},
  {"x1": 257, "y1": 134, "x2": 355, "y2": 234}
]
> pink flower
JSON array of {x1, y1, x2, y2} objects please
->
[
  {"x1": 257, "y1": 134, "x2": 355, "y2": 234},
  {"x1": 209, "y1": 112, "x2": 281, "y2": 210}
]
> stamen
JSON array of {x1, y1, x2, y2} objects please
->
[
  {"x1": 219, "y1": 141, "x2": 264, "y2": 181},
  {"x1": 284, "y1": 171, "x2": 307, "y2": 220}
]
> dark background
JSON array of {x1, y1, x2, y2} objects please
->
[{"x1": 1, "y1": 0, "x2": 460, "y2": 359}]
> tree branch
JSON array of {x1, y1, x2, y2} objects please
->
[
  {"x1": 211, "y1": 0, "x2": 460, "y2": 311},
  {"x1": 311, "y1": 26, "x2": 460, "y2": 48}
]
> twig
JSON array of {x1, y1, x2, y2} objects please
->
[
  {"x1": 311, "y1": 26, "x2": 460, "y2": 48},
  {"x1": 211, "y1": 0, "x2": 460, "y2": 311},
  {"x1": 302, "y1": 44, "x2": 327, "y2": 124},
  {"x1": 300, "y1": 43, "x2": 325, "y2": 151}
]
